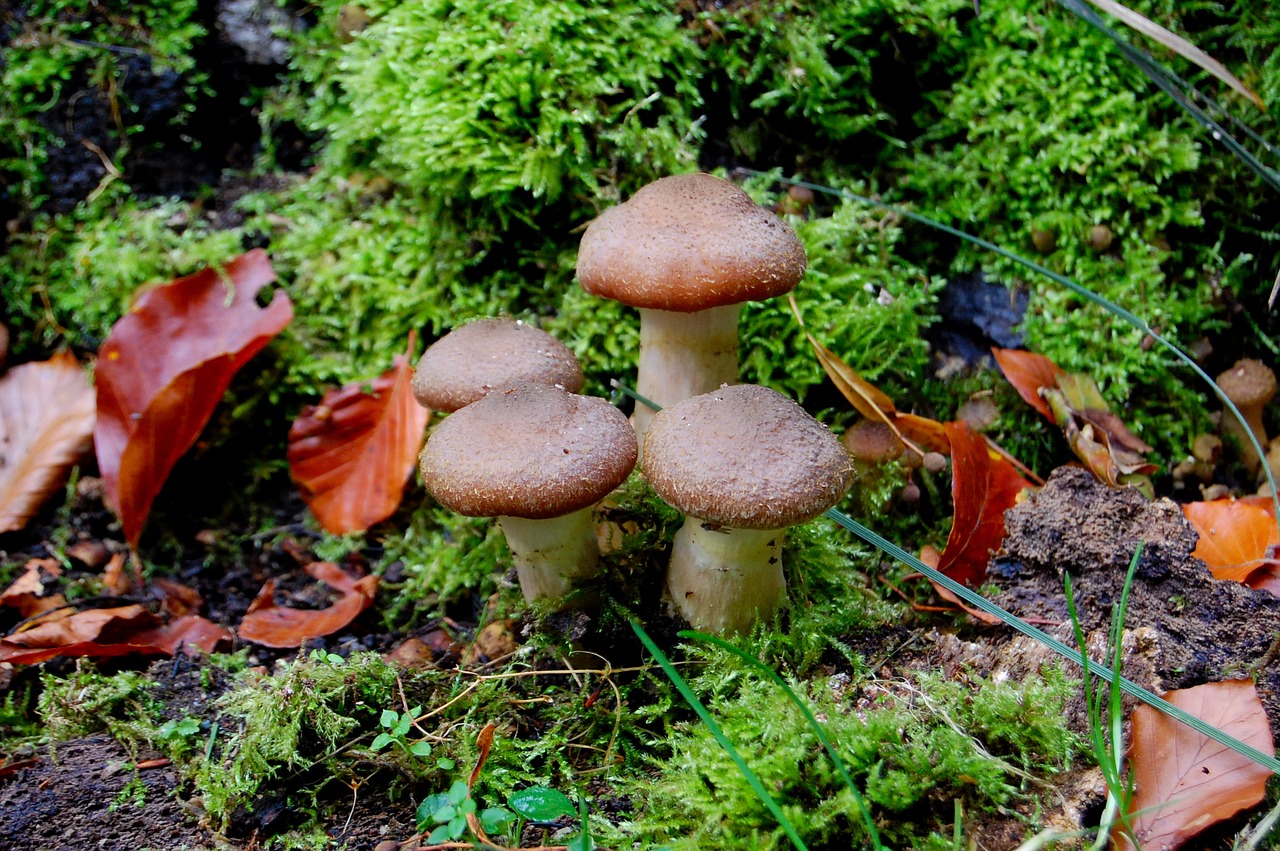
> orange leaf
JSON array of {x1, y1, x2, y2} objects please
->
[
  {"x1": 931, "y1": 421, "x2": 1033, "y2": 589},
  {"x1": 237, "y1": 561, "x2": 379, "y2": 648},
  {"x1": 992, "y1": 347, "x2": 1065, "y2": 422},
  {"x1": 94, "y1": 249, "x2": 293, "y2": 545},
  {"x1": 0, "y1": 559, "x2": 66, "y2": 619},
  {"x1": 1183, "y1": 498, "x2": 1280, "y2": 583},
  {"x1": 1121, "y1": 679, "x2": 1275, "y2": 850},
  {"x1": 0, "y1": 352, "x2": 95, "y2": 532},
  {"x1": 288, "y1": 335, "x2": 430, "y2": 534}
]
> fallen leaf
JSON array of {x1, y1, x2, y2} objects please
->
[
  {"x1": 237, "y1": 561, "x2": 379, "y2": 648},
  {"x1": 992, "y1": 347, "x2": 1065, "y2": 423},
  {"x1": 288, "y1": 335, "x2": 430, "y2": 534},
  {"x1": 95, "y1": 249, "x2": 293, "y2": 545},
  {"x1": 931, "y1": 421, "x2": 1033, "y2": 589},
  {"x1": 1120, "y1": 679, "x2": 1275, "y2": 850},
  {"x1": 0, "y1": 601, "x2": 234, "y2": 664},
  {"x1": 0, "y1": 559, "x2": 66, "y2": 619},
  {"x1": 0, "y1": 352, "x2": 96, "y2": 533},
  {"x1": 1183, "y1": 498, "x2": 1280, "y2": 584}
]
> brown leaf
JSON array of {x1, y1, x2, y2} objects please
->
[
  {"x1": 0, "y1": 559, "x2": 66, "y2": 619},
  {"x1": 0, "y1": 352, "x2": 95, "y2": 533},
  {"x1": 1121, "y1": 679, "x2": 1275, "y2": 850},
  {"x1": 95, "y1": 249, "x2": 293, "y2": 545},
  {"x1": 930, "y1": 421, "x2": 1033, "y2": 589},
  {"x1": 1183, "y1": 498, "x2": 1280, "y2": 584},
  {"x1": 287, "y1": 335, "x2": 430, "y2": 534},
  {"x1": 992, "y1": 347, "x2": 1065, "y2": 422},
  {"x1": 237, "y1": 561, "x2": 379, "y2": 648}
]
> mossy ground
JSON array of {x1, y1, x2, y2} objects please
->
[{"x1": 1, "y1": 0, "x2": 1279, "y2": 848}]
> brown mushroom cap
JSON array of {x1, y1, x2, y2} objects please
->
[
  {"x1": 576, "y1": 173, "x2": 807, "y2": 312},
  {"x1": 420, "y1": 383, "x2": 636, "y2": 520},
  {"x1": 643, "y1": 384, "x2": 854, "y2": 529},
  {"x1": 1217, "y1": 358, "x2": 1277, "y2": 410},
  {"x1": 841, "y1": 419, "x2": 905, "y2": 463},
  {"x1": 412, "y1": 318, "x2": 583, "y2": 413}
]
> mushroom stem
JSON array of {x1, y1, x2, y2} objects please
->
[
  {"x1": 633, "y1": 305, "x2": 740, "y2": 445},
  {"x1": 497, "y1": 508, "x2": 601, "y2": 601},
  {"x1": 665, "y1": 518, "x2": 785, "y2": 636}
]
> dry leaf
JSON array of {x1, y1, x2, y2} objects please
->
[
  {"x1": 0, "y1": 604, "x2": 229, "y2": 664},
  {"x1": 0, "y1": 352, "x2": 95, "y2": 533},
  {"x1": 237, "y1": 561, "x2": 379, "y2": 648},
  {"x1": 925, "y1": 422, "x2": 1032, "y2": 608},
  {"x1": 95, "y1": 249, "x2": 293, "y2": 545},
  {"x1": 288, "y1": 335, "x2": 429, "y2": 534},
  {"x1": 1121, "y1": 679, "x2": 1275, "y2": 850},
  {"x1": 992, "y1": 347, "x2": 1065, "y2": 423},
  {"x1": 0, "y1": 559, "x2": 66, "y2": 619},
  {"x1": 1183, "y1": 498, "x2": 1280, "y2": 585}
]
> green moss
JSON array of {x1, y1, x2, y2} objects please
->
[
  {"x1": 38, "y1": 663, "x2": 160, "y2": 745},
  {"x1": 0, "y1": 0, "x2": 207, "y2": 209},
  {"x1": 634, "y1": 659, "x2": 1079, "y2": 849},
  {"x1": 298, "y1": 0, "x2": 702, "y2": 208}
]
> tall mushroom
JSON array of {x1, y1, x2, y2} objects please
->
[
  {"x1": 576, "y1": 173, "x2": 807, "y2": 444},
  {"x1": 412, "y1": 317, "x2": 583, "y2": 414},
  {"x1": 419, "y1": 382, "x2": 636, "y2": 602},
  {"x1": 643, "y1": 384, "x2": 854, "y2": 635}
]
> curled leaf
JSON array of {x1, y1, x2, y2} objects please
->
[
  {"x1": 0, "y1": 352, "x2": 95, "y2": 533},
  {"x1": 288, "y1": 335, "x2": 430, "y2": 534},
  {"x1": 95, "y1": 249, "x2": 293, "y2": 545},
  {"x1": 1183, "y1": 498, "x2": 1280, "y2": 586},
  {"x1": 237, "y1": 561, "x2": 379, "y2": 648}
]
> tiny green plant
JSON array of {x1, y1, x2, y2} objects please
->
[
  {"x1": 370, "y1": 705, "x2": 433, "y2": 759},
  {"x1": 415, "y1": 778, "x2": 582, "y2": 846}
]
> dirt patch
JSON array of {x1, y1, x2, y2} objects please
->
[{"x1": 0, "y1": 735, "x2": 213, "y2": 851}]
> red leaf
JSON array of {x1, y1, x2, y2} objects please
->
[
  {"x1": 1121, "y1": 679, "x2": 1274, "y2": 850},
  {"x1": 992, "y1": 347, "x2": 1065, "y2": 422},
  {"x1": 1183, "y1": 498, "x2": 1280, "y2": 584},
  {"x1": 237, "y1": 561, "x2": 379, "y2": 648},
  {"x1": 931, "y1": 421, "x2": 1033, "y2": 588},
  {"x1": 0, "y1": 352, "x2": 95, "y2": 532},
  {"x1": 95, "y1": 250, "x2": 293, "y2": 545},
  {"x1": 288, "y1": 335, "x2": 430, "y2": 534}
]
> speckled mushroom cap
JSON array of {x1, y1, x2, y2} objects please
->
[
  {"x1": 1217, "y1": 358, "x2": 1277, "y2": 409},
  {"x1": 412, "y1": 318, "x2": 583, "y2": 413},
  {"x1": 420, "y1": 383, "x2": 636, "y2": 520},
  {"x1": 576, "y1": 173, "x2": 807, "y2": 312},
  {"x1": 643, "y1": 384, "x2": 854, "y2": 529}
]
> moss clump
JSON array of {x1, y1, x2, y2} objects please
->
[
  {"x1": 38, "y1": 663, "x2": 160, "y2": 745},
  {"x1": 299, "y1": 0, "x2": 702, "y2": 208},
  {"x1": 634, "y1": 657, "x2": 1079, "y2": 849}
]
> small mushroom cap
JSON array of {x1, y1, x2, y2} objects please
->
[
  {"x1": 1217, "y1": 358, "x2": 1277, "y2": 409},
  {"x1": 412, "y1": 318, "x2": 583, "y2": 413},
  {"x1": 842, "y1": 419, "x2": 905, "y2": 462},
  {"x1": 576, "y1": 173, "x2": 807, "y2": 312},
  {"x1": 420, "y1": 383, "x2": 636, "y2": 520},
  {"x1": 643, "y1": 384, "x2": 854, "y2": 529}
]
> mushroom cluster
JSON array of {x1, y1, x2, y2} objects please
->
[{"x1": 415, "y1": 173, "x2": 849, "y2": 636}]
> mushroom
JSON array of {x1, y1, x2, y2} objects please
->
[
  {"x1": 576, "y1": 173, "x2": 807, "y2": 445},
  {"x1": 643, "y1": 384, "x2": 854, "y2": 635},
  {"x1": 411, "y1": 317, "x2": 583, "y2": 413},
  {"x1": 1216, "y1": 358, "x2": 1276, "y2": 476},
  {"x1": 419, "y1": 382, "x2": 636, "y2": 602}
]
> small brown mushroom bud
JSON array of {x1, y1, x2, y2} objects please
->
[
  {"x1": 1216, "y1": 358, "x2": 1276, "y2": 477},
  {"x1": 1031, "y1": 229, "x2": 1057, "y2": 255},
  {"x1": 1088, "y1": 224, "x2": 1114, "y2": 253}
]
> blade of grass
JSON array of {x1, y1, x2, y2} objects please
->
[
  {"x1": 630, "y1": 619, "x2": 812, "y2": 851},
  {"x1": 679, "y1": 629, "x2": 883, "y2": 849},
  {"x1": 744, "y1": 171, "x2": 1280, "y2": 529},
  {"x1": 1054, "y1": 0, "x2": 1280, "y2": 193},
  {"x1": 823, "y1": 507, "x2": 1280, "y2": 776},
  {"x1": 1077, "y1": 0, "x2": 1263, "y2": 109}
]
